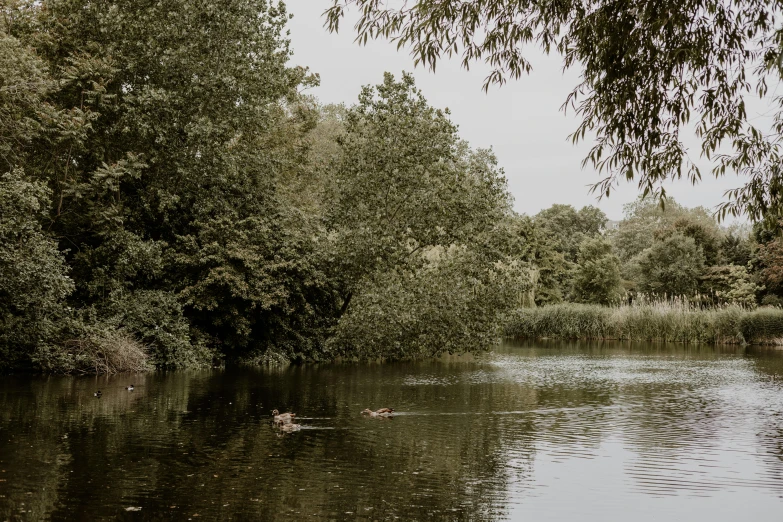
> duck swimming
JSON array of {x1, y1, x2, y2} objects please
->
[
  {"x1": 361, "y1": 408, "x2": 394, "y2": 417},
  {"x1": 94, "y1": 391, "x2": 102, "y2": 398},
  {"x1": 125, "y1": 384, "x2": 134, "y2": 391},
  {"x1": 277, "y1": 422, "x2": 301, "y2": 433},
  {"x1": 272, "y1": 409, "x2": 296, "y2": 423}
]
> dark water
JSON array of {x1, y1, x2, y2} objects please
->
[{"x1": 2, "y1": 341, "x2": 783, "y2": 521}]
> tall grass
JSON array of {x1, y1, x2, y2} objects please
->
[{"x1": 504, "y1": 301, "x2": 783, "y2": 345}]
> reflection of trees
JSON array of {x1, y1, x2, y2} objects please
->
[
  {"x1": 3, "y1": 344, "x2": 783, "y2": 519},
  {"x1": 0, "y1": 364, "x2": 520, "y2": 520}
]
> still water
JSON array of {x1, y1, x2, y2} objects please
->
[{"x1": 2, "y1": 341, "x2": 783, "y2": 521}]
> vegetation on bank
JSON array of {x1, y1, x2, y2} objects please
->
[
  {"x1": 1, "y1": 0, "x2": 529, "y2": 372},
  {"x1": 504, "y1": 303, "x2": 783, "y2": 345},
  {"x1": 3, "y1": 1, "x2": 783, "y2": 374}
]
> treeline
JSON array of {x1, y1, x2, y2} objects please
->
[
  {"x1": 528, "y1": 199, "x2": 783, "y2": 308},
  {"x1": 1, "y1": 0, "x2": 540, "y2": 371},
  {"x1": 3, "y1": 2, "x2": 781, "y2": 373}
]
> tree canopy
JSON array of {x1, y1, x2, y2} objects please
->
[{"x1": 325, "y1": 0, "x2": 783, "y2": 225}]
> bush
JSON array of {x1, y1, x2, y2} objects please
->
[
  {"x1": 103, "y1": 290, "x2": 216, "y2": 368},
  {"x1": 739, "y1": 308, "x2": 783, "y2": 344},
  {"x1": 34, "y1": 328, "x2": 151, "y2": 375},
  {"x1": 329, "y1": 246, "x2": 528, "y2": 359}
]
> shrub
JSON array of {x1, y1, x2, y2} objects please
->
[
  {"x1": 329, "y1": 246, "x2": 528, "y2": 359},
  {"x1": 103, "y1": 290, "x2": 216, "y2": 368},
  {"x1": 34, "y1": 328, "x2": 151, "y2": 374},
  {"x1": 739, "y1": 308, "x2": 783, "y2": 344}
]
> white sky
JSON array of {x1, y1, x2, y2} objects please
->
[{"x1": 286, "y1": 3, "x2": 772, "y2": 221}]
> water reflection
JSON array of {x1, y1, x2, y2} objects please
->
[{"x1": 1, "y1": 341, "x2": 783, "y2": 520}]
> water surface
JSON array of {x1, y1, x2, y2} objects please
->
[{"x1": 2, "y1": 341, "x2": 783, "y2": 520}]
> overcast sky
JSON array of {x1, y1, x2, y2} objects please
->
[{"x1": 286, "y1": 3, "x2": 770, "y2": 221}]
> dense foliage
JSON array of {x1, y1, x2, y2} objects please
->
[
  {"x1": 3, "y1": 0, "x2": 782, "y2": 372},
  {"x1": 1, "y1": 1, "x2": 530, "y2": 370},
  {"x1": 326, "y1": 0, "x2": 783, "y2": 225}
]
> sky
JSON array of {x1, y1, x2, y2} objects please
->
[{"x1": 285, "y1": 3, "x2": 771, "y2": 221}]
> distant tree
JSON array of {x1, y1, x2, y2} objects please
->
[
  {"x1": 573, "y1": 238, "x2": 622, "y2": 305},
  {"x1": 720, "y1": 224, "x2": 755, "y2": 267},
  {"x1": 638, "y1": 234, "x2": 706, "y2": 297},
  {"x1": 532, "y1": 204, "x2": 607, "y2": 302},
  {"x1": 701, "y1": 265, "x2": 762, "y2": 307},
  {"x1": 326, "y1": 0, "x2": 783, "y2": 224},
  {"x1": 758, "y1": 238, "x2": 783, "y2": 296},
  {"x1": 534, "y1": 204, "x2": 607, "y2": 262},
  {"x1": 611, "y1": 198, "x2": 721, "y2": 263},
  {"x1": 656, "y1": 216, "x2": 723, "y2": 266}
]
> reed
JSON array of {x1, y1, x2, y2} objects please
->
[{"x1": 504, "y1": 301, "x2": 783, "y2": 345}]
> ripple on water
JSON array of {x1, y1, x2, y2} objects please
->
[{"x1": 1, "y1": 342, "x2": 783, "y2": 521}]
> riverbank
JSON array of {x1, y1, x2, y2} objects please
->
[{"x1": 503, "y1": 303, "x2": 783, "y2": 345}]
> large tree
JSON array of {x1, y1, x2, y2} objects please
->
[
  {"x1": 326, "y1": 0, "x2": 783, "y2": 225},
  {"x1": 3, "y1": 0, "x2": 332, "y2": 364},
  {"x1": 326, "y1": 71, "x2": 510, "y2": 311}
]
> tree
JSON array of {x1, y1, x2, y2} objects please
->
[
  {"x1": 531, "y1": 204, "x2": 607, "y2": 302},
  {"x1": 0, "y1": 171, "x2": 73, "y2": 368},
  {"x1": 758, "y1": 238, "x2": 783, "y2": 296},
  {"x1": 4, "y1": 0, "x2": 331, "y2": 365},
  {"x1": 329, "y1": 245, "x2": 529, "y2": 359},
  {"x1": 701, "y1": 265, "x2": 762, "y2": 307},
  {"x1": 326, "y1": 72, "x2": 510, "y2": 310},
  {"x1": 721, "y1": 224, "x2": 755, "y2": 267},
  {"x1": 637, "y1": 234, "x2": 706, "y2": 297},
  {"x1": 534, "y1": 204, "x2": 607, "y2": 262},
  {"x1": 611, "y1": 197, "x2": 723, "y2": 263},
  {"x1": 573, "y1": 238, "x2": 622, "y2": 305},
  {"x1": 326, "y1": 0, "x2": 783, "y2": 223}
]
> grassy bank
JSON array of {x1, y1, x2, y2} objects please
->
[{"x1": 504, "y1": 303, "x2": 783, "y2": 345}]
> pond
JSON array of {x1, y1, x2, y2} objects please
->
[{"x1": 2, "y1": 341, "x2": 783, "y2": 520}]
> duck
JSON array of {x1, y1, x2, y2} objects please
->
[
  {"x1": 277, "y1": 422, "x2": 301, "y2": 433},
  {"x1": 125, "y1": 384, "x2": 135, "y2": 391},
  {"x1": 272, "y1": 409, "x2": 296, "y2": 423},
  {"x1": 94, "y1": 391, "x2": 102, "y2": 398},
  {"x1": 361, "y1": 408, "x2": 394, "y2": 417}
]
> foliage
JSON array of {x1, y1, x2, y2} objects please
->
[
  {"x1": 1, "y1": 0, "x2": 338, "y2": 368},
  {"x1": 637, "y1": 234, "x2": 706, "y2": 297},
  {"x1": 504, "y1": 302, "x2": 783, "y2": 344},
  {"x1": 720, "y1": 224, "x2": 755, "y2": 267},
  {"x1": 323, "y1": 73, "x2": 516, "y2": 357},
  {"x1": 701, "y1": 265, "x2": 763, "y2": 308},
  {"x1": 34, "y1": 327, "x2": 151, "y2": 375},
  {"x1": 611, "y1": 198, "x2": 722, "y2": 263},
  {"x1": 758, "y1": 238, "x2": 783, "y2": 294},
  {"x1": 534, "y1": 204, "x2": 606, "y2": 262},
  {"x1": 326, "y1": 0, "x2": 783, "y2": 223},
  {"x1": 101, "y1": 290, "x2": 216, "y2": 368},
  {"x1": 530, "y1": 204, "x2": 607, "y2": 302},
  {"x1": 572, "y1": 238, "x2": 622, "y2": 305},
  {"x1": 326, "y1": 72, "x2": 510, "y2": 301},
  {"x1": 330, "y1": 246, "x2": 528, "y2": 359},
  {"x1": 0, "y1": 170, "x2": 73, "y2": 369}
]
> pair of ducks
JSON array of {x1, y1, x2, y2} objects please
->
[
  {"x1": 271, "y1": 407, "x2": 394, "y2": 425},
  {"x1": 271, "y1": 409, "x2": 301, "y2": 432},
  {"x1": 93, "y1": 385, "x2": 134, "y2": 398}
]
